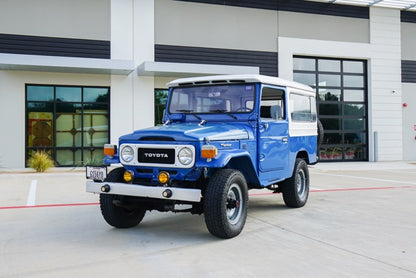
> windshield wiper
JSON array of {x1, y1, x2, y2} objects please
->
[
  {"x1": 176, "y1": 109, "x2": 193, "y2": 113},
  {"x1": 176, "y1": 109, "x2": 204, "y2": 122},
  {"x1": 209, "y1": 109, "x2": 237, "y2": 119}
]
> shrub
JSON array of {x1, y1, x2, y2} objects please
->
[
  {"x1": 78, "y1": 155, "x2": 103, "y2": 167},
  {"x1": 28, "y1": 151, "x2": 54, "y2": 172}
]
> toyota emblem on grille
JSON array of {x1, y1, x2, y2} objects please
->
[{"x1": 144, "y1": 153, "x2": 169, "y2": 158}]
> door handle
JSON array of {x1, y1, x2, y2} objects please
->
[{"x1": 282, "y1": 137, "x2": 288, "y2": 143}]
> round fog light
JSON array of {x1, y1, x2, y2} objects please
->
[
  {"x1": 123, "y1": 170, "x2": 134, "y2": 182},
  {"x1": 158, "y1": 171, "x2": 170, "y2": 185}
]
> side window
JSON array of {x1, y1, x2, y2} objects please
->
[
  {"x1": 290, "y1": 93, "x2": 317, "y2": 122},
  {"x1": 260, "y1": 87, "x2": 285, "y2": 120}
]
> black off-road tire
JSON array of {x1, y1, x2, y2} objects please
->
[
  {"x1": 281, "y1": 159, "x2": 309, "y2": 208},
  {"x1": 204, "y1": 169, "x2": 248, "y2": 239},
  {"x1": 100, "y1": 167, "x2": 146, "y2": 228}
]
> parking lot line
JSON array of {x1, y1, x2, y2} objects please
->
[{"x1": 26, "y1": 180, "x2": 37, "y2": 206}]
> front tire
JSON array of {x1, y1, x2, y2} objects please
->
[
  {"x1": 100, "y1": 167, "x2": 146, "y2": 228},
  {"x1": 281, "y1": 159, "x2": 309, "y2": 208},
  {"x1": 204, "y1": 169, "x2": 248, "y2": 239}
]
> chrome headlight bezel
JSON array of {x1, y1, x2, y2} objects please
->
[
  {"x1": 120, "y1": 145, "x2": 134, "y2": 163},
  {"x1": 177, "y1": 147, "x2": 193, "y2": 166}
]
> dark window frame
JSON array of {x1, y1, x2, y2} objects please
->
[{"x1": 25, "y1": 84, "x2": 111, "y2": 167}]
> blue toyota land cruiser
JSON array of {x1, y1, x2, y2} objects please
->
[{"x1": 86, "y1": 74, "x2": 319, "y2": 238}]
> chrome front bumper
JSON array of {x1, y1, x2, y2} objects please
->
[{"x1": 86, "y1": 181, "x2": 201, "y2": 202}]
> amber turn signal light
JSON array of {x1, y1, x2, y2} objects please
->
[
  {"x1": 104, "y1": 144, "x2": 117, "y2": 156},
  {"x1": 201, "y1": 145, "x2": 217, "y2": 159}
]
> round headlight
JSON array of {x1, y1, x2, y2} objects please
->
[
  {"x1": 178, "y1": 147, "x2": 193, "y2": 165},
  {"x1": 120, "y1": 145, "x2": 134, "y2": 163}
]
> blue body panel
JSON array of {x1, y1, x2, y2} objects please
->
[{"x1": 107, "y1": 81, "x2": 318, "y2": 188}]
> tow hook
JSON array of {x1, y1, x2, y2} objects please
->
[
  {"x1": 101, "y1": 184, "x2": 111, "y2": 193},
  {"x1": 162, "y1": 189, "x2": 173, "y2": 198}
]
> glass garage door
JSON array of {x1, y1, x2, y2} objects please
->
[{"x1": 293, "y1": 56, "x2": 368, "y2": 161}]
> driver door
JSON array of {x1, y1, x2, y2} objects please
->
[{"x1": 258, "y1": 86, "x2": 289, "y2": 174}]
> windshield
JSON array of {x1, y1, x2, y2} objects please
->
[{"x1": 168, "y1": 84, "x2": 255, "y2": 114}]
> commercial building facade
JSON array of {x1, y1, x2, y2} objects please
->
[{"x1": 1, "y1": 0, "x2": 415, "y2": 168}]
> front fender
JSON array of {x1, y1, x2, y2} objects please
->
[
  {"x1": 195, "y1": 149, "x2": 250, "y2": 168},
  {"x1": 103, "y1": 155, "x2": 120, "y2": 165}
]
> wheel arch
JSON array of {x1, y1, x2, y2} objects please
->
[
  {"x1": 225, "y1": 155, "x2": 260, "y2": 188},
  {"x1": 296, "y1": 150, "x2": 310, "y2": 164}
]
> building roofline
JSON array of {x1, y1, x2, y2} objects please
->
[
  {"x1": 0, "y1": 53, "x2": 134, "y2": 75},
  {"x1": 137, "y1": 61, "x2": 259, "y2": 78}
]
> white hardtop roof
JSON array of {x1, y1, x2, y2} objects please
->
[{"x1": 167, "y1": 74, "x2": 314, "y2": 92}]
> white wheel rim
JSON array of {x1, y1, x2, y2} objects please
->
[
  {"x1": 296, "y1": 169, "x2": 307, "y2": 200},
  {"x1": 226, "y1": 183, "x2": 243, "y2": 225}
]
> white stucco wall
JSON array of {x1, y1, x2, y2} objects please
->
[
  {"x1": 401, "y1": 22, "x2": 416, "y2": 161},
  {"x1": 402, "y1": 83, "x2": 416, "y2": 161},
  {"x1": 110, "y1": 0, "x2": 155, "y2": 145},
  {"x1": 369, "y1": 7, "x2": 403, "y2": 161},
  {"x1": 278, "y1": 11, "x2": 369, "y2": 43},
  {"x1": 0, "y1": 71, "x2": 110, "y2": 169},
  {"x1": 155, "y1": 0, "x2": 278, "y2": 52},
  {"x1": 0, "y1": 0, "x2": 110, "y2": 40}
]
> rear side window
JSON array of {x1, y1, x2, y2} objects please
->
[{"x1": 290, "y1": 93, "x2": 317, "y2": 122}]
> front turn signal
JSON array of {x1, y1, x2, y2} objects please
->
[
  {"x1": 104, "y1": 144, "x2": 117, "y2": 156},
  {"x1": 201, "y1": 145, "x2": 217, "y2": 159}
]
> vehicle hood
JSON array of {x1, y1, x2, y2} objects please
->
[{"x1": 119, "y1": 122, "x2": 252, "y2": 142}]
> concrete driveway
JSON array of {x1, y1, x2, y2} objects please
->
[{"x1": 1, "y1": 162, "x2": 416, "y2": 277}]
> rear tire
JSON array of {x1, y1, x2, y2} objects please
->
[
  {"x1": 281, "y1": 159, "x2": 309, "y2": 208},
  {"x1": 204, "y1": 169, "x2": 248, "y2": 239},
  {"x1": 100, "y1": 167, "x2": 146, "y2": 228}
]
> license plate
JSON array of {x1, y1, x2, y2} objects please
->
[{"x1": 86, "y1": 166, "x2": 107, "y2": 181}]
